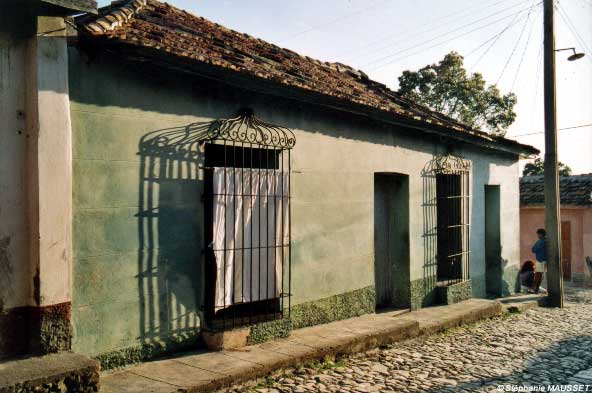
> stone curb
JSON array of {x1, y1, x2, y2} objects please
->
[
  {"x1": 501, "y1": 299, "x2": 542, "y2": 314},
  {"x1": 100, "y1": 299, "x2": 503, "y2": 392},
  {"x1": 498, "y1": 293, "x2": 545, "y2": 314}
]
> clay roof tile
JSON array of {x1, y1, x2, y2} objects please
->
[{"x1": 74, "y1": 0, "x2": 538, "y2": 155}]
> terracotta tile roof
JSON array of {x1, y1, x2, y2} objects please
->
[
  {"x1": 520, "y1": 175, "x2": 592, "y2": 206},
  {"x1": 74, "y1": 0, "x2": 538, "y2": 155}
]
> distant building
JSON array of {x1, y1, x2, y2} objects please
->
[
  {"x1": 520, "y1": 175, "x2": 592, "y2": 286},
  {"x1": 1, "y1": 0, "x2": 537, "y2": 368}
]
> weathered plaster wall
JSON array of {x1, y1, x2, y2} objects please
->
[
  {"x1": 68, "y1": 51, "x2": 523, "y2": 358},
  {"x1": 463, "y1": 146, "x2": 522, "y2": 296},
  {"x1": 31, "y1": 16, "x2": 74, "y2": 309},
  {"x1": 0, "y1": 18, "x2": 32, "y2": 314},
  {"x1": 0, "y1": 13, "x2": 35, "y2": 358},
  {"x1": 520, "y1": 207, "x2": 590, "y2": 281},
  {"x1": 0, "y1": 12, "x2": 75, "y2": 358}
]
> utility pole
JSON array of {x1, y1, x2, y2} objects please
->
[{"x1": 543, "y1": 0, "x2": 563, "y2": 308}]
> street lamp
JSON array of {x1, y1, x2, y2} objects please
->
[{"x1": 555, "y1": 47, "x2": 586, "y2": 61}]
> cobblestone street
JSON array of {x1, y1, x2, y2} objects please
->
[{"x1": 224, "y1": 286, "x2": 592, "y2": 393}]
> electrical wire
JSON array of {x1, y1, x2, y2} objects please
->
[
  {"x1": 576, "y1": 0, "x2": 592, "y2": 8},
  {"x1": 510, "y1": 8, "x2": 541, "y2": 91},
  {"x1": 468, "y1": 8, "x2": 530, "y2": 70},
  {"x1": 340, "y1": 0, "x2": 521, "y2": 63},
  {"x1": 361, "y1": 1, "x2": 538, "y2": 70},
  {"x1": 559, "y1": 5, "x2": 592, "y2": 54},
  {"x1": 530, "y1": 37, "x2": 544, "y2": 130},
  {"x1": 464, "y1": 16, "x2": 522, "y2": 59},
  {"x1": 556, "y1": 2, "x2": 592, "y2": 58},
  {"x1": 511, "y1": 123, "x2": 592, "y2": 137},
  {"x1": 496, "y1": 2, "x2": 536, "y2": 85},
  {"x1": 278, "y1": 0, "x2": 389, "y2": 44}
]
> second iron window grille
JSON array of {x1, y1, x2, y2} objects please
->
[{"x1": 426, "y1": 154, "x2": 471, "y2": 286}]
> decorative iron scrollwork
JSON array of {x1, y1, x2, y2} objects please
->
[
  {"x1": 206, "y1": 108, "x2": 296, "y2": 149},
  {"x1": 139, "y1": 109, "x2": 296, "y2": 160},
  {"x1": 423, "y1": 154, "x2": 471, "y2": 175}
]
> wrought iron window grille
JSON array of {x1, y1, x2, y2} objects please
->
[
  {"x1": 422, "y1": 154, "x2": 471, "y2": 287},
  {"x1": 199, "y1": 109, "x2": 295, "y2": 331},
  {"x1": 139, "y1": 109, "x2": 295, "y2": 331}
]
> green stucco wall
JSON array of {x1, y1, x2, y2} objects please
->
[
  {"x1": 68, "y1": 48, "x2": 523, "y2": 359},
  {"x1": 69, "y1": 51, "x2": 210, "y2": 356}
]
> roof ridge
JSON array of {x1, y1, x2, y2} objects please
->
[{"x1": 83, "y1": 0, "x2": 147, "y2": 35}]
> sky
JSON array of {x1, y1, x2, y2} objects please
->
[{"x1": 98, "y1": 0, "x2": 592, "y2": 174}]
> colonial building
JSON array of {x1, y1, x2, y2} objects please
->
[
  {"x1": 0, "y1": 0, "x2": 537, "y2": 369},
  {"x1": 520, "y1": 175, "x2": 592, "y2": 286}
]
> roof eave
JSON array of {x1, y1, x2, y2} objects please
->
[
  {"x1": 41, "y1": 0, "x2": 97, "y2": 15},
  {"x1": 74, "y1": 39, "x2": 540, "y2": 157}
]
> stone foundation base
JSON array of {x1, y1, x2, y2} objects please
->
[
  {"x1": 202, "y1": 327, "x2": 250, "y2": 351},
  {"x1": 0, "y1": 353, "x2": 99, "y2": 393},
  {"x1": 436, "y1": 280, "x2": 473, "y2": 305},
  {"x1": 0, "y1": 302, "x2": 71, "y2": 359}
]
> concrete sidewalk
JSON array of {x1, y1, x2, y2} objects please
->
[{"x1": 100, "y1": 299, "x2": 503, "y2": 392}]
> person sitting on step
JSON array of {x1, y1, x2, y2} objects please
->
[{"x1": 519, "y1": 260, "x2": 535, "y2": 292}]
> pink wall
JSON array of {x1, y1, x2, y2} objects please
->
[
  {"x1": 584, "y1": 209, "x2": 592, "y2": 268},
  {"x1": 520, "y1": 206, "x2": 591, "y2": 279}
]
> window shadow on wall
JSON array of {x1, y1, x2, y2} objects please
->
[{"x1": 136, "y1": 122, "x2": 214, "y2": 345}]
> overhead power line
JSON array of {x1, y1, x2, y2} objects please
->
[
  {"x1": 341, "y1": 0, "x2": 522, "y2": 62},
  {"x1": 512, "y1": 123, "x2": 592, "y2": 137},
  {"x1": 558, "y1": 1, "x2": 592, "y2": 52},
  {"x1": 510, "y1": 8, "x2": 541, "y2": 90},
  {"x1": 364, "y1": 2, "x2": 542, "y2": 71},
  {"x1": 361, "y1": 0, "x2": 534, "y2": 69},
  {"x1": 300, "y1": 1, "x2": 384, "y2": 42},
  {"x1": 467, "y1": 8, "x2": 529, "y2": 70},
  {"x1": 495, "y1": 3, "x2": 536, "y2": 85},
  {"x1": 278, "y1": 0, "x2": 389, "y2": 43},
  {"x1": 576, "y1": 0, "x2": 592, "y2": 8},
  {"x1": 556, "y1": 2, "x2": 592, "y2": 62},
  {"x1": 530, "y1": 37, "x2": 544, "y2": 130}
]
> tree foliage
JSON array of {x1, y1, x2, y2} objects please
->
[
  {"x1": 397, "y1": 51, "x2": 517, "y2": 136},
  {"x1": 522, "y1": 157, "x2": 573, "y2": 177}
]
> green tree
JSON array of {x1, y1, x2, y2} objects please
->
[
  {"x1": 397, "y1": 51, "x2": 517, "y2": 136},
  {"x1": 522, "y1": 157, "x2": 573, "y2": 177}
]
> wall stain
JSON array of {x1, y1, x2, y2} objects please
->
[
  {"x1": 33, "y1": 267, "x2": 41, "y2": 306},
  {"x1": 0, "y1": 236, "x2": 14, "y2": 310}
]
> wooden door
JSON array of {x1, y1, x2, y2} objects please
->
[
  {"x1": 561, "y1": 221, "x2": 571, "y2": 281},
  {"x1": 374, "y1": 174, "x2": 410, "y2": 309}
]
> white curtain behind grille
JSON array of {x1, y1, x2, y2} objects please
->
[{"x1": 213, "y1": 167, "x2": 289, "y2": 309}]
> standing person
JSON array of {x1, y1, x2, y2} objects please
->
[{"x1": 530, "y1": 228, "x2": 547, "y2": 293}]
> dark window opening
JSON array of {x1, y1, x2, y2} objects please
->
[{"x1": 205, "y1": 144, "x2": 280, "y2": 169}]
